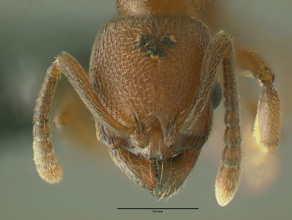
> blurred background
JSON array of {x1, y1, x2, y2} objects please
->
[{"x1": 0, "y1": 0, "x2": 291, "y2": 219}]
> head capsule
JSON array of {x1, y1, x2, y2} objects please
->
[{"x1": 92, "y1": 2, "x2": 213, "y2": 198}]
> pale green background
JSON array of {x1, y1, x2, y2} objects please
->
[{"x1": 0, "y1": 0, "x2": 291, "y2": 219}]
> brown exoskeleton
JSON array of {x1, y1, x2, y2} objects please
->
[{"x1": 33, "y1": 0, "x2": 281, "y2": 206}]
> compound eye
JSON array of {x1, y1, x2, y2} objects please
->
[
  {"x1": 212, "y1": 82, "x2": 222, "y2": 109},
  {"x1": 161, "y1": 34, "x2": 176, "y2": 46}
]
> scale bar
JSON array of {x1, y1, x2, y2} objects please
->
[{"x1": 117, "y1": 208, "x2": 199, "y2": 210}]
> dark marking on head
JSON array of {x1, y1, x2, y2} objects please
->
[
  {"x1": 161, "y1": 34, "x2": 176, "y2": 46},
  {"x1": 136, "y1": 34, "x2": 150, "y2": 48},
  {"x1": 146, "y1": 42, "x2": 164, "y2": 58},
  {"x1": 135, "y1": 33, "x2": 176, "y2": 60}
]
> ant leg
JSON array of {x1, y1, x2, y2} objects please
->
[
  {"x1": 178, "y1": 32, "x2": 241, "y2": 206},
  {"x1": 33, "y1": 62, "x2": 63, "y2": 184},
  {"x1": 53, "y1": 92, "x2": 98, "y2": 149},
  {"x1": 33, "y1": 52, "x2": 132, "y2": 184},
  {"x1": 53, "y1": 93, "x2": 75, "y2": 129},
  {"x1": 237, "y1": 49, "x2": 281, "y2": 151},
  {"x1": 215, "y1": 44, "x2": 241, "y2": 207}
]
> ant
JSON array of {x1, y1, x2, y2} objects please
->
[{"x1": 33, "y1": 0, "x2": 281, "y2": 206}]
